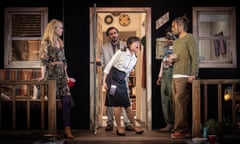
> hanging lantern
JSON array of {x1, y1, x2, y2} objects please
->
[{"x1": 224, "y1": 86, "x2": 232, "y2": 101}]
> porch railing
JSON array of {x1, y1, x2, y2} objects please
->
[
  {"x1": 0, "y1": 80, "x2": 57, "y2": 135},
  {"x1": 192, "y1": 79, "x2": 240, "y2": 137}
]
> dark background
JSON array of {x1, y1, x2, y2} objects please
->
[{"x1": 0, "y1": 0, "x2": 239, "y2": 130}]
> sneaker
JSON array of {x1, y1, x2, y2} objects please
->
[
  {"x1": 125, "y1": 125, "x2": 134, "y2": 131},
  {"x1": 105, "y1": 125, "x2": 113, "y2": 131},
  {"x1": 171, "y1": 131, "x2": 191, "y2": 139}
]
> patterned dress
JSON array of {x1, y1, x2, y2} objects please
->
[{"x1": 40, "y1": 41, "x2": 71, "y2": 98}]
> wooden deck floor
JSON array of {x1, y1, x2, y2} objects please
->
[
  {"x1": 0, "y1": 128, "x2": 191, "y2": 144},
  {"x1": 0, "y1": 127, "x2": 240, "y2": 144}
]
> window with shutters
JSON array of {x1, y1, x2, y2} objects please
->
[
  {"x1": 4, "y1": 7, "x2": 48, "y2": 68},
  {"x1": 192, "y1": 7, "x2": 236, "y2": 68}
]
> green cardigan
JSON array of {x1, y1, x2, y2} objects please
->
[{"x1": 172, "y1": 33, "x2": 199, "y2": 77}]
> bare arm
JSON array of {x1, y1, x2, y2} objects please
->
[
  {"x1": 38, "y1": 65, "x2": 46, "y2": 82},
  {"x1": 156, "y1": 61, "x2": 163, "y2": 85},
  {"x1": 102, "y1": 73, "x2": 108, "y2": 92}
]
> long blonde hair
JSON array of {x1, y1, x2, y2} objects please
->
[
  {"x1": 40, "y1": 19, "x2": 64, "y2": 61},
  {"x1": 41, "y1": 19, "x2": 64, "y2": 48}
]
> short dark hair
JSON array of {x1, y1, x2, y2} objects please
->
[
  {"x1": 127, "y1": 36, "x2": 140, "y2": 47},
  {"x1": 106, "y1": 26, "x2": 119, "y2": 36},
  {"x1": 122, "y1": 36, "x2": 140, "y2": 51}
]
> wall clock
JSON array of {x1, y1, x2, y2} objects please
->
[
  {"x1": 104, "y1": 15, "x2": 113, "y2": 25},
  {"x1": 119, "y1": 14, "x2": 130, "y2": 26}
]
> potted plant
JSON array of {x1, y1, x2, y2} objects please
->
[{"x1": 204, "y1": 119, "x2": 224, "y2": 142}]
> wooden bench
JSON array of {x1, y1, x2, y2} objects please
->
[{"x1": 0, "y1": 69, "x2": 58, "y2": 135}]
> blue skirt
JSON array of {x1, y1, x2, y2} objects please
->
[{"x1": 105, "y1": 67, "x2": 130, "y2": 107}]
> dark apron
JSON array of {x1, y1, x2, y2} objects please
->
[{"x1": 105, "y1": 67, "x2": 130, "y2": 107}]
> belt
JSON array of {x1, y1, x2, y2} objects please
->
[
  {"x1": 49, "y1": 61, "x2": 63, "y2": 65},
  {"x1": 163, "y1": 66, "x2": 173, "y2": 69}
]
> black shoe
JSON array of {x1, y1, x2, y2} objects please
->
[
  {"x1": 105, "y1": 125, "x2": 113, "y2": 131},
  {"x1": 135, "y1": 130, "x2": 144, "y2": 135},
  {"x1": 116, "y1": 130, "x2": 126, "y2": 136},
  {"x1": 125, "y1": 125, "x2": 134, "y2": 131},
  {"x1": 64, "y1": 134, "x2": 74, "y2": 139}
]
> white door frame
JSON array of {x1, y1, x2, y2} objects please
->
[{"x1": 89, "y1": 7, "x2": 152, "y2": 130}]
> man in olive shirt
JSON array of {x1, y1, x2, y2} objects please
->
[{"x1": 169, "y1": 16, "x2": 199, "y2": 139}]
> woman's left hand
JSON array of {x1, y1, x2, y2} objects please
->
[
  {"x1": 67, "y1": 76, "x2": 70, "y2": 82},
  {"x1": 37, "y1": 77, "x2": 44, "y2": 82},
  {"x1": 102, "y1": 82, "x2": 108, "y2": 92}
]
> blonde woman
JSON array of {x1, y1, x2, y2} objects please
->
[{"x1": 38, "y1": 19, "x2": 74, "y2": 139}]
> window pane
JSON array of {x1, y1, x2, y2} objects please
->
[
  {"x1": 199, "y1": 13, "x2": 229, "y2": 37},
  {"x1": 12, "y1": 40, "x2": 40, "y2": 61},
  {"x1": 193, "y1": 7, "x2": 236, "y2": 68},
  {"x1": 4, "y1": 7, "x2": 48, "y2": 68},
  {"x1": 199, "y1": 39, "x2": 231, "y2": 62},
  {"x1": 12, "y1": 14, "x2": 41, "y2": 37}
]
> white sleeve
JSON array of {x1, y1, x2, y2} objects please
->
[
  {"x1": 158, "y1": 61, "x2": 163, "y2": 77},
  {"x1": 103, "y1": 50, "x2": 121, "y2": 74}
]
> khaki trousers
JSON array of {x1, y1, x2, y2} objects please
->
[{"x1": 172, "y1": 77, "x2": 190, "y2": 133}]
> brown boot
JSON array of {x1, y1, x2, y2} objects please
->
[{"x1": 64, "y1": 126, "x2": 74, "y2": 139}]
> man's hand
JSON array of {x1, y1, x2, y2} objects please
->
[
  {"x1": 188, "y1": 76, "x2": 196, "y2": 83},
  {"x1": 96, "y1": 58, "x2": 102, "y2": 66},
  {"x1": 156, "y1": 77, "x2": 162, "y2": 85},
  {"x1": 167, "y1": 54, "x2": 177, "y2": 63}
]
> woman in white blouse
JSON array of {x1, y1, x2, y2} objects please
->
[{"x1": 102, "y1": 36, "x2": 144, "y2": 136}]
